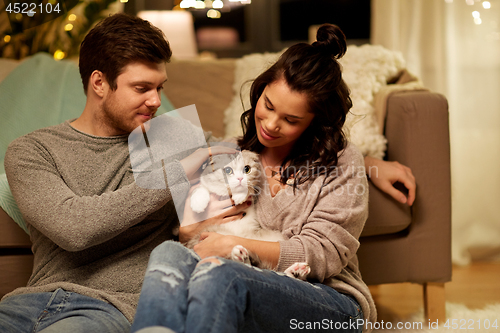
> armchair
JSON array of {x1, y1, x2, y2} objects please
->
[{"x1": 358, "y1": 90, "x2": 452, "y2": 321}]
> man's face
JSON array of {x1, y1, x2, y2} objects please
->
[{"x1": 100, "y1": 61, "x2": 168, "y2": 136}]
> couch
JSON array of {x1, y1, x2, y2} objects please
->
[{"x1": 0, "y1": 52, "x2": 451, "y2": 322}]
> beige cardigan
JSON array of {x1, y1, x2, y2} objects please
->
[{"x1": 256, "y1": 143, "x2": 377, "y2": 329}]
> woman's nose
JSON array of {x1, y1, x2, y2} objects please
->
[{"x1": 266, "y1": 114, "x2": 279, "y2": 131}]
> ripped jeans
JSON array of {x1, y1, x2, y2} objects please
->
[{"x1": 131, "y1": 241, "x2": 363, "y2": 333}]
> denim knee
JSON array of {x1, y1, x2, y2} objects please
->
[
  {"x1": 189, "y1": 259, "x2": 247, "y2": 291},
  {"x1": 149, "y1": 241, "x2": 199, "y2": 265}
]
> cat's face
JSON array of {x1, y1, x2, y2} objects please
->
[{"x1": 200, "y1": 150, "x2": 262, "y2": 203}]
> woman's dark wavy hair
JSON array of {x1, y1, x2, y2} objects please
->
[{"x1": 237, "y1": 23, "x2": 352, "y2": 188}]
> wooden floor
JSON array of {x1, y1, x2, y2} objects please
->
[{"x1": 369, "y1": 261, "x2": 500, "y2": 322}]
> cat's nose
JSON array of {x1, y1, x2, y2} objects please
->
[{"x1": 237, "y1": 177, "x2": 243, "y2": 182}]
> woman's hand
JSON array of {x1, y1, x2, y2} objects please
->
[
  {"x1": 193, "y1": 232, "x2": 237, "y2": 259},
  {"x1": 193, "y1": 233, "x2": 281, "y2": 267},
  {"x1": 179, "y1": 146, "x2": 238, "y2": 182},
  {"x1": 364, "y1": 156, "x2": 416, "y2": 206}
]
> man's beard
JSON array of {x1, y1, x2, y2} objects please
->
[{"x1": 100, "y1": 97, "x2": 134, "y2": 135}]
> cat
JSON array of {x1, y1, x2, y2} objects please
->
[{"x1": 184, "y1": 149, "x2": 311, "y2": 280}]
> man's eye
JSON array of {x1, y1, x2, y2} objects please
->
[
  {"x1": 136, "y1": 87, "x2": 147, "y2": 93},
  {"x1": 224, "y1": 167, "x2": 233, "y2": 175}
]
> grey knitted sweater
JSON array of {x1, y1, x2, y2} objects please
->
[{"x1": 3, "y1": 118, "x2": 197, "y2": 323}]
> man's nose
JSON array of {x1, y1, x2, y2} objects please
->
[{"x1": 146, "y1": 90, "x2": 161, "y2": 108}]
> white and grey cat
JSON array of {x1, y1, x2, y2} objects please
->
[{"x1": 184, "y1": 150, "x2": 310, "y2": 280}]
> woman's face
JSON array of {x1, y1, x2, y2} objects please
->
[{"x1": 255, "y1": 79, "x2": 314, "y2": 152}]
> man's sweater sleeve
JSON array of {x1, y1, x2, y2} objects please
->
[{"x1": 4, "y1": 137, "x2": 189, "y2": 252}]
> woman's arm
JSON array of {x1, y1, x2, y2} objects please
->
[
  {"x1": 364, "y1": 156, "x2": 416, "y2": 206},
  {"x1": 272, "y1": 145, "x2": 369, "y2": 281}
]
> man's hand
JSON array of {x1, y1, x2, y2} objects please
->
[
  {"x1": 179, "y1": 146, "x2": 238, "y2": 182},
  {"x1": 365, "y1": 156, "x2": 416, "y2": 206}
]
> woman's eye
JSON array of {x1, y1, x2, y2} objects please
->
[
  {"x1": 285, "y1": 118, "x2": 297, "y2": 124},
  {"x1": 224, "y1": 167, "x2": 233, "y2": 175},
  {"x1": 243, "y1": 165, "x2": 251, "y2": 174}
]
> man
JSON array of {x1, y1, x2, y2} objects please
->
[{"x1": 0, "y1": 13, "x2": 243, "y2": 333}]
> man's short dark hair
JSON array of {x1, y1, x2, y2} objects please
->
[{"x1": 79, "y1": 13, "x2": 172, "y2": 94}]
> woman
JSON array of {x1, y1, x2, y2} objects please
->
[{"x1": 131, "y1": 24, "x2": 411, "y2": 333}]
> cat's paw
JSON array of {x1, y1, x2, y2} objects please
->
[
  {"x1": 231, "y1": 245, "x2": 251, "y2": 265},
  {"x1": 190, "y1": 187, "x2": 210, "y2": 213},
  {"x1": 231, "y1": 192, "x2": 249, "y2": 205},
  {"x1": 284, "y1": 262, "x2": 311, "y2": 280}
]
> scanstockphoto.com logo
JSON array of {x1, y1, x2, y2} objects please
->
[{"x1": 3, "y1": 0, "x2": 79, "y2": 31}]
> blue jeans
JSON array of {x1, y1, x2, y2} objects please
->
[
  {"x1": 131, "y1": 241, "x2": 363, "y2": 333},
  {"x1": 0, "y1": 288, "x2": 130, "y2": 333}
]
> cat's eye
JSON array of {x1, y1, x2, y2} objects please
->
[
  {"x1": 224, "y1": 167, "x2": 233, "y2": 175},
  {"x1": 243, "y1": 165, "x2": 251, "y2": 174}
]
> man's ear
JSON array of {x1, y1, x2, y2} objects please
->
[{"x1": 90, "y1": 70, "x2": 108, "y2": 98}]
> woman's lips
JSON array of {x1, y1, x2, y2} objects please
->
[{"x1": 260, "y1": 126, "x2": 279, "y2": 140}]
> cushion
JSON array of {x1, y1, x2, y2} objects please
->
[{"x1": 163, "y1": 58, "x2": 235, "y2": 138}]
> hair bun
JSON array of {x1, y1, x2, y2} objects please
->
[{"x1": 312, "y1": 24, "x2": 347, "y2": 59}]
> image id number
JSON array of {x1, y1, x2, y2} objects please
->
[
  {"x1": 443, "y1": 319, "x2": 498, "y2": 330},
  {"x1": 6, "y1": 2, "x2": 61, "y2": 16}
]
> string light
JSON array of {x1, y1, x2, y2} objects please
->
[
  {"x1": 64, "y1": 23, "x2": 74, "y2": 31},
  {"x1": 212, "y1": 0, "x2": 223, "y2": 8},
  {"x1": 207, "y1": 9, "x2": 221, "y2": 18},
  {"x1": 482, "y1": 1, "x2": 491, "y2": 9},
  {"x1": 180, "y1": 0, "x2": 196, "y2": 8},
  {"x1": 68, "y1": 14, "x2": 77, "y2": 21},
  {"x1": 53, "y1": 50, "x2": 66, "y2": 60},
  {"x1": 195, "y1": 1, "x2": 206, "y2": 9},
  {"x1": 3, "y1": 35, "x2": 11, "y2": 43}
]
